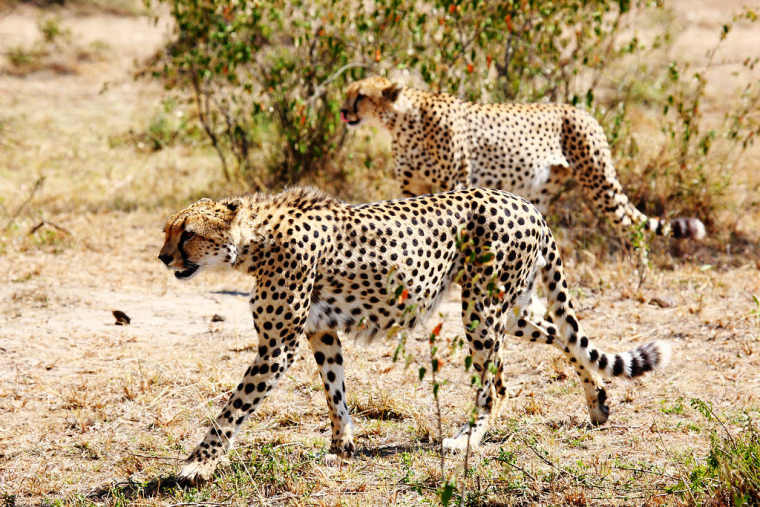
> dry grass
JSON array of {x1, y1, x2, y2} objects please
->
[{"x1": 0, "y1": 1, "x2": 759, "y2": 505}]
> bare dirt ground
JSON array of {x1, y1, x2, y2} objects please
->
[{"x1": 1, "y1": 1, "x2": 759, "y2": 505}]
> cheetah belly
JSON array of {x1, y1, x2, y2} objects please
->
[
  {"x1": 305, "y1": 275, "x2": 454, "y2": 340},
  {"x1": 468, "y1": 130, "x2": 567, "y2": 202}
]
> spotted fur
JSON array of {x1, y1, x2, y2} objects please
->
[
  {"x1": 340, "y1": 76, "x2": 706, "y2": 241},
  {"x1": 159, "y1": 187, "x2": 671, "y2": 481}
]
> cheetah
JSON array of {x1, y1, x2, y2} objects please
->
[
  {"x1": 340, "y1": 75, "x2": 705, "y2": 241},
  {"x1": 159, "y1": 187, "x2": 671, "y2": 481}
]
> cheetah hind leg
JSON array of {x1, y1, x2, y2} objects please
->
[
  {"x1": 443, "y1": 295, "x2": 510, "y2": 453},
  {"x1": 512, "y1": 313, "x2": 609, "y2": 425},
  {"x1": 441, "y1": 349, "x2": 512, "y2": 453}
]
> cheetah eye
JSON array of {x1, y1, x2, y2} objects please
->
[{"x1": 180, "y1": 230, "x2": 195, "y2": 243}]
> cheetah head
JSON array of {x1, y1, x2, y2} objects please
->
[
  {"x1": 340, "y1": 76, "x2": 404, "y2": 128},
  {"x1": 158, "y1": 198, "x2": 240, "y2": 280}
]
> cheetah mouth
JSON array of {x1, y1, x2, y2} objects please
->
[
  {"x1": 175, "y1": 263, "x2": 199, "y2": 279},
  {"x1": 340, "y1": 110, "x2": 361, "y2": 126}
]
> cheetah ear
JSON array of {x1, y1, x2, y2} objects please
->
[
  {"x1": 382, "y1": 83, "x2": 402, "y2": 103},
  {"x1": 224, "y1": 199, "x2": 241, "y2": 212}
]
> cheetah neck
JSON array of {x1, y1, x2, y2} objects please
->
[
  {"x1": 228, "y1": 188, "x2": 346, "y2": 273},
  {"x1": 379, "y1": 89, "x2": 420, "y2": 136}
]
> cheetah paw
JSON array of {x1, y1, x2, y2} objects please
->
[
  {"x1": 330, "y1": 439, "x2": 355, "y2": 458},
  {"x1": 442, "y1": 435, "x2": 469, "y2": 453},
  {"x1": 178, "y1": 459, "x2": 217, "y2": 484}
]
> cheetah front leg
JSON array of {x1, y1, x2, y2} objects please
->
[
  {"x1": 308, "y1": 330, "x2": 355, "y2": 457},
  {"x1": 391, "y1": 150, "x2": 427, "y2": 198},
  {"x1": 179, "y1": 343, "x2": 297, "y2": 482}
]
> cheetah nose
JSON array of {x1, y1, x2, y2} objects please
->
[{"x1": 158, "y1": 253, "x2": 173, "y2": 265}]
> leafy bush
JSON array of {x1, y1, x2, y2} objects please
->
[
  {"x1": 147, "y1": 0, "x2": 641, "y2": 188},
  {"x1": 671, "y1": 399, "x2": 760, "y2": 505},
  {"x1": 149, "y1": 0, "x2": 758, "y2": 227}
]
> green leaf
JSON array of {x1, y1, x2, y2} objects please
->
[{"x1": 439, "y1": 481, "x2": 455, "y2": 506}]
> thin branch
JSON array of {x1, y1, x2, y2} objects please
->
[
  {"x1": 167, "y1": 502, "x2": 231, "y2": 507},
  {"x1": 613, "y1": 465, "x2": 679, "y2": 480},
  {"x1": 307, "y1": 62, "x2": 370, "y2": 105},
  {"x1": 5, "y1": 176, "x2": 44, "y2": 231},
  {"x1": 130, "y1": 453, "x2": 182, "y2": 461},
  {"x1": 28, "y1": 220, "x2": 71, "y2": 236},
  {"x1": 428, "y1": 329, "x2": 446, "y2": 481},
  {"x1": 189, "y1": 65, "x2": 230, "y2": 182}
]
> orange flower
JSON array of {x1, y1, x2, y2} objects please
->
[
  {"x1": 505, "y1": 14, "x2": 513, "y2": 32},
  {"x1": 374, "y1": 48, "x2": 381, "y2": 62},
  {"x1": 431, "y1": 322, "x2": 443, "y2": 337},
  {"x1": 449, "y1": 4, "x2": 456, "y2": 14},
  {"x1": 397, "y1": 288, "x2": 409, "y2": 304},
  {"x1": 486, "y1": 55, "x2": 492, "y2": 67},
  {"x1": 466, "y1": 63, "x2": 474, "y2": 73}
]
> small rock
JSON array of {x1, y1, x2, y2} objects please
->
[
  {"x1": 649, "y1": 296, "x2": 675, "y2": 308},
  {"x1": 211, "y1": 314, "x2": 225, "y2": 322},
  {"x1": 112, "y1": 310, "x2": 131, "y2": 325}
]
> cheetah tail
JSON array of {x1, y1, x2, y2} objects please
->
[
  {"x1": 540, "y1": 234, "x2": 672, "y2": 379},
  {"x1": 644, "y1": 216, "x2": 706, "y2": 240}
]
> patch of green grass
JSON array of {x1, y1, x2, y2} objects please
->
[
  {"x1": 5, "y1": 45, "x2": 48, "y2": 70},
  {"x1": 38, "y1": 16, "x2": 69, "y2": 44},
  {"x1": 661, "y1": 397, "x2": 686, "y2": 416},
  {"x1": 670, "y1": 399, "x2": 760, "y2": 504}
]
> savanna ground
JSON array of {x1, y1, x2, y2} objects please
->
[{"x1": 1, "y1": 1, "x2": 759, "y2": 505}]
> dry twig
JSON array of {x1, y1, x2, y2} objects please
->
[
  {"x1": 28, "y1": 220, "x2": 71, "y2": 236},
  {"x1": 5, "y1": 176, "x2": 44, "y2": 231}
]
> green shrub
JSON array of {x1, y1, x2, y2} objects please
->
[{"x1": 148, "y1": 0, "x2": 663, "y2": 191}]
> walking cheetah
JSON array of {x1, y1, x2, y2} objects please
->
[
  {"x1": 340, "y1": 76, "x2": 705, "y2": 241},
  {"x1": 158, "y1": 187, "x2": 670, "y2": 481}
]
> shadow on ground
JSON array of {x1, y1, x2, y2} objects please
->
[{"x1": 87, "y1": 475, "x2": 193, "y2": 502}]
